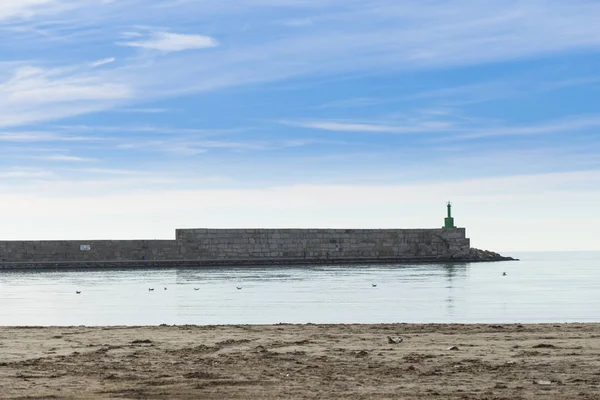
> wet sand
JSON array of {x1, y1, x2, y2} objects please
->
[{"x1": 0, "y1": 323, "x2": 599, "y2": 399}]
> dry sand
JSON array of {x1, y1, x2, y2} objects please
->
[{"x1": 1, "y1": 323, "x2": 599, "y2": 399}]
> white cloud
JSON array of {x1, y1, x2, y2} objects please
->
[
  {"x1": 113, "y1": 108, "x2": 169, "y2": 113},
  {"x1": 3, "y1": 66, "x2": 130, "y2": 103},
  {"x1": 288, "y1": 114, "x2": 600, "y2": 139},
  {"x1": 35, "y1": 154, "x2": 96, "y2": 162},
  {"x1": 0, "y1": 168, "x2": 54, "y2": 179},
  {"x1": 316, "y1": 97, "x2": 387, "y2": 109},
  {"x1": 119, "y1": 32, "x2": 218, "y2": 52},
  {"x1": 52, "y1": 124, "x2": 244, "y2": 136},
  {"x1": 288, "y1": 120, "x2": 454, "y2": 134},
  {"x1": 298, "y1": 122, "x2": 402, "y2": 133},
  {"x1": 0, "y1": 0, "x2": 65, "y2": 21},
  {"x1": 120, "y1": 31, "x2": 143, "y2": 38},
  {"x1": 0, "y1": 65, "x2": 132, "y2": 127},
  {"x1": 89, "y1": 57, "x2": 116, "y2": 68},
  {"x1": 458, "y1": 115, "x2": 600, "y2": 139},
  {"x1": 113, "y1": 138, "x2": 269, "y2": 155},
  {"x1": 0, "y1": 130, "x2": 111, "y2": 143},
  {"x1": 79, "y1": 168, "x2": 153, "y2": 176},
  {"x1": 0, "y1": 132, "x2": 58, "y2": 142}
]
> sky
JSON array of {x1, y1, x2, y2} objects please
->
[{"x1": 0, "y1": 0, "x2": 599, "y2": 251}]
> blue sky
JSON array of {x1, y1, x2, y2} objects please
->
[{"x1": 1, "y1": 0, "x2": 600, "y2": 251}]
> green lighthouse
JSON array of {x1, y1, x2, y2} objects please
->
[{"x1": 443, "y1": 202, "x2": 456, "y2": 229}]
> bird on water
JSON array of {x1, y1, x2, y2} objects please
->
[
  {"x1": 194, "y1": 288, "x2": 200, "y2": 291},
  {"x1": 76, "y1": 291, "x2": 81, "y2": 294},
  {"x1": 237, "y1": 286, "x2": 242, "y2": 290},
  {"x1": 503, "y1": 272, "x2": 507, "y2": 276},
  {"x1": 372, "y1": 284, "x2": 377, "y2": 287},
  {"x1": 148, "y1": 288, "x2": 154, "y2": 291}
]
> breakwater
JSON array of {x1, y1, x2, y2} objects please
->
[{"x1": 0, "y1": 228, "x2": 514, "y2": 269}]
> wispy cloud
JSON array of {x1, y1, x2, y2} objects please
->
[
  {"x1": 288, "y1": 113, "x2": 600, "y2": 140},
  {"x1": 0, "y1": 131, "x2": 60, "y2": 142},
  {"x1": 114, "y1": 138, "x2": 297, "y2": 155},
  {"x1": 120, "y1": 31, "x2": 143, "y2": 39},
  {"x1": 404, "y1": 75, "x2": 600, "y2": 106},
  {"x1": 52, "y1": 124, "x2": 242, "y2": 135},
  {"x1": 112, "y1": 107, "x2": 169, "y2": 114},
  {"x1": 456, "y1": 115, "x2": 600, "y2": 139},
  {"x1": 35, "y1": 154, "x2": 96, "y2": 162},
  {"x1": 0, "y1": 65, "x2": 132, "y2": 127},
  {"x1": 89, "y1": 57, "x2": 116, "y2": 68},
  {"x1": 78, "y1": 168, "x2": 155, "y2": 176},
  {"x1": 315, "y1": 97, "x2": 388, "y2": 109},
  {"x1": 0, "y1": 168, "x2": 54, "y2": 179},
  {"x1": 119, "y1": 32, "x2": 218, "y2": 52},
  {"x1": 0, "y1": 130, "x2": 110, "y2": 142},
  {"x1": 286, "y1": 120, "x2": 455, "y2": 134},
  {"x1": 0, "y1": 0, "x2": 72, "y2": 21}
]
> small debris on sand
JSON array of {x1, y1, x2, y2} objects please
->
[{"x1": 387, "y1": 336, "x2": 404, "y2": 344}]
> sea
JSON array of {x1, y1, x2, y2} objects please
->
[{"x1": 0, "y1": 252, "x2": 598, "y2": 326}]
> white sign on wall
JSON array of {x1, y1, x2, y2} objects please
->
[{"x1": 80, "y1": 244, "x2": 91, "y2": 251}]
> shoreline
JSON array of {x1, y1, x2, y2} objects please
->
[{"x1": 0, "y1": 323, "x2": 596, "y2": 399}]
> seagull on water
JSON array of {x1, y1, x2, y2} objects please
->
[
  {"x1": 76, "y1": 291, "x2": 81, "y2": 294},
  {"x1": 236, "y1": 286, "x2": 242, "y2": 290},
  {"x1": 372, "y1": 284, "x2": 377, "y2": 287},
  {"x1": 194, "y1": 288, "x2": 200, "y2": 291}
]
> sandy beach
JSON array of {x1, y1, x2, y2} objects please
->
[{"x1": 0, "y1": 323, "x2": 599, "y2": 399}]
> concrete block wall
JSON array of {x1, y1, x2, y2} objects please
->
[{"x1": 0, "y1": 228, "x2": 470, "y2": 263}]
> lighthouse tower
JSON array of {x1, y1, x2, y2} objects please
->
[{"x1": 443, "y1": 202, "x2": 457, "y2": 229}]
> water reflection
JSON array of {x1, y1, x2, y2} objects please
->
[
  {"x1": 440, "y1": 263, "x2": 468, "y2": 315},
  {"x1": 0, "y1": 253, "x2": 599, "y2": 326}
]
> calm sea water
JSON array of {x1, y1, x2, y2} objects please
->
[{"x1": 0, "y1": 252, "x2": 598, "y2": 326}]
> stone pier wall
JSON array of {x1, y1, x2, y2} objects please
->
[
  {"x1": 0, "y1": 228, "x2": 470, "y2": 263},
  {"x1": 0, "y1": 240, "x2": 179, "y2": 263},
  {"x1": 176, "y1": 228, "x2": 470, "y2": 259}
]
